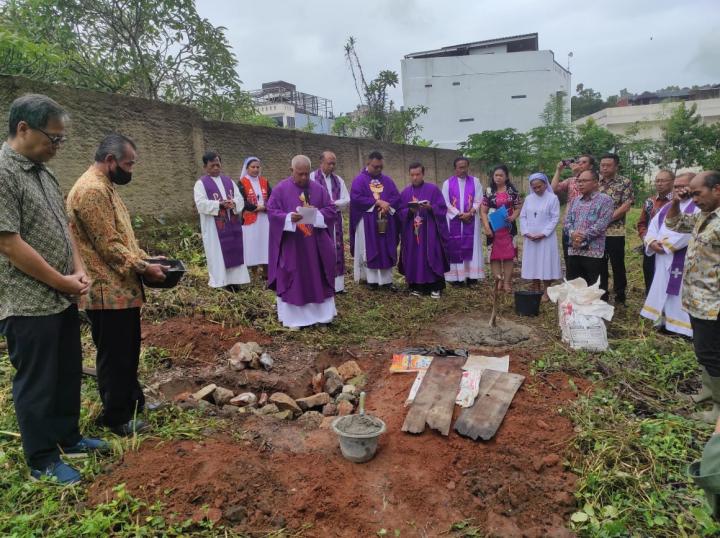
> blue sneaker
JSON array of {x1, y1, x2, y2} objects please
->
[
  {"x1": 61, "y1": 437, "x2": 110, "y2": 458},
  {"x1": 30, "y1": 461, "x2": 81, "y2": 485}
]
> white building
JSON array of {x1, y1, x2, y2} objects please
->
[
  {"x1": 401, "y1": 33, "x2": 571, "y2": 149},
  {"x1": 573, "y1": 98, "x2": 720, "y2": 140},
  {"x1": 251, "y1": 81, "x2": 335, "y2": 135}
]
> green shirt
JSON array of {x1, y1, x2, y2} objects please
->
[{"x1": 0, "y1": 142, "x2": 74, "y2": 319}]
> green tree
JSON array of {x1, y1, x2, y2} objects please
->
[
  {"x1": 342, "y1": 36, "x2": 427, "y2": 144},
  {"x1": 458, "y1": 128, "x2": 531, "y2": 176},
  {"x1": 657, "y1": 102, "x2": 711, "y2": 170},
  {"x1": 527, "y1": 92, "x2": 575, "y2": 172},
  {"x1": 0, "y1": 0, "x2": 267, "y2": 124},
  {"x1": 571, "y1": 84, "x2": 605, "y2": 121}
]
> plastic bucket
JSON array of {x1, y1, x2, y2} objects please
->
[
  {"x1": 514, "y1": 290, "x2": 543, "y2": 316},
  {"x1": 331, "y1": 415, "x2": 386, "y2": 463}
]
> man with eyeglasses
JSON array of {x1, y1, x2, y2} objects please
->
[
  {"x1": 0, "y1": 94, "x2": 108, "y2": 485},
  {"x1": 563, "y1": 169, "x2": 615, "y2": 289},
  {"x1": 637, "y1": 169, "x2": 675, "y2": 295},
  {"x1": 551, "y1": 154, "x2": 596, "y2": 265}
]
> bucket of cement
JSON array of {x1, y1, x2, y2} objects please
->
[{"x1": 331, "y1": 414, "x2": 386, "y2": 463}]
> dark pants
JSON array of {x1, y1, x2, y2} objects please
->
[
  {"x1": 691, "y1": 315, "x2": 720, "y2": 377},
  {"x1": 600, "y1": 236, "x2": 627, "y2": 301},
  {"x1": 566, "y1": 255, "x2": 605, "y2": 290},
  {"x1": 0, "y1": 305, "x2": 82, "y2": 468},
  {"x1": 409, "y1": 279, "x2": 446, "y2": 294},
  {"x1": 562, "y1": 232, "x2": 569, "y2": 267},
  {"x1": 86, "y1": 308, "x2": 144, "y2": 427},
  {"x1": 642, "y1": 252, "x2": 655, "y2": 296}
]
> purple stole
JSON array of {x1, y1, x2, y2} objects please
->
[
  {"x1": 313, "y1": 169, "x2": 345, "y2": 276},
  {"x1": 657, "y1": 201, "x2": 696, "y2": 296},
  {"x1": 447, "y1": 176, "x2": 476, "y2": 263},
  {"x1": 200, "y1": 175, "x2": 244, "y2": 269}
]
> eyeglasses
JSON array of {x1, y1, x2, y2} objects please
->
[{"x1": 35, "y1": 128, "x2": 68, "y2": 146}]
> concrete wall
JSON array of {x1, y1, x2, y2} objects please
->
[
  {"x1": 402, "y1": 50, "x2": 571, "y2": 149},
  {"x1": 0, "y1": 75, "x2": 467, "y2": 219}
]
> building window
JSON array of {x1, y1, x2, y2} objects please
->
[
  {"x1": 424, "y1": 83, "x2": 432, "y2": 88},
  {"x1": 459, "y1": 118, "x2": 474, "y2": 123},
  {"x1": 452, "y1": 82, "x2": 460, "y2": 86},
  {"x1": 511, "y1": 94, "x2": 527, "y2": 99}
]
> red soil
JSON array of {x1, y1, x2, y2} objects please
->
[
  {"x1": 141, "y1": 316, "x2": 271, "y2": 366},
  {"x1": 89, "y1": 345, "x2": 584, "y2": 537}
]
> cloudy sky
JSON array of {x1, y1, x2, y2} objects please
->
[{"x1": 197, "y1": 0, "x2": 719, "y2": 115}]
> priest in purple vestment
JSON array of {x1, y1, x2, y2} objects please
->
[
  {"x1": 350, "y1": 150, "x2": 401, "y2": 289},
  {"x1": 267, "y1": 155, "x2": 338, "y2": 329},
  {"x1": 397, "y1": 162, "x2": 450, "y2": 299}
]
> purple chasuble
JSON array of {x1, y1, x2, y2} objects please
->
[
  {"x1": 200, "y1": 175, "x2": 244, "y2": 268},
  {"x1": 397, "y1": 182, "x2": 450, "y2": 284},
  {"x1": 446, "y1": 175, "x2": 476, "y2": 263},
  {"x1": 313, "y1": 169, "x2": 345, "y2": 277},
  {"x1": 657, "y1": 201, "x2": 697, "y2": 296},
  {"x1": 267, "y1": 177, "x2": 337, "y2": 306},
  {"x1": 349, "y1": 169, "x2": 401, "y2": 269}
]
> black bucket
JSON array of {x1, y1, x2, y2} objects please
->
[{"x1": 514, "y1": 291, "x2": 543, "y2": 316}]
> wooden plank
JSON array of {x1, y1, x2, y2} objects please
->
[
  {"x1": 402, "y1": 356, "x2": 465, "y2": 436},
  {"x1": 454, "y1": 370, "x2": 525, "y2": 441}
]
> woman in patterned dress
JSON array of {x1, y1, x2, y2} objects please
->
[{"x1": 481, "y1": 164, "x2": 523, "y2": 293}]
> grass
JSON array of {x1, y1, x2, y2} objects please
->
[{"x1": 0, "y1": 208, "x2": 718, "y2": 536}]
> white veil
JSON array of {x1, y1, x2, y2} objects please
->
[{"x1": 240, "y1": 156, "x2": 261, "y2": 180}]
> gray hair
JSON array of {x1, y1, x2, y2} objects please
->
[
  {"x1": 291, "y1": 154, "x2": 311, "y2": 170},
  {"x1": 94, "y1": 133, "x2": 137, "y2": 163},
  {"x1": 8, "y1": 94, "x2": 68, "y2": 137}
]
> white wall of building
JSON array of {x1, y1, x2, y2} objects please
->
[
  {"x1": 573, "y1": 98, "x2": 720, "y2": 140},
  {"x1": 401, "y1": 50, "x2": 571, "y2": 149}
]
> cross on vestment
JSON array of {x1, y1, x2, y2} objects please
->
[{"x1": 671, "y1": 268, "x2": 683, "y2": 279}]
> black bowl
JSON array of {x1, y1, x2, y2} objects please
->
[{"x1": 142, "y1": 258, "x2": 186, "y2": 289}]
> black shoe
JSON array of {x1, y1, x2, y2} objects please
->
[
  {"x1": 467, "y1": 279, "x2": 478, "y2": 286},
  {"x1": 367, "y1": 283, "x2": 379, "y2": 290},
  {"x1": 449, "y1": 281, "x2": 464, "y2": 287},
  {"x1": 382, "y1": 284, "x2": 399, "y2": 292},
  {"x1": 110, "y1": 419, "x2": 148, "y2": 437}
]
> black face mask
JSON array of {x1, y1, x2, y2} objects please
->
[{"x1": 109, "y1": 165, "x2": 132, "y2": 185}]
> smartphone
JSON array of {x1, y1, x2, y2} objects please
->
[{"x1": 561, "y1": 158, "x2": 576, "y2": 167}]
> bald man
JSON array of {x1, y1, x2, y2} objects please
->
[
  {"x1": 310, "y1": 151, "x2": 350, "y2": 292},
  {"x1": 267, "y1": 155, "x2": 338, "y2": 328}
]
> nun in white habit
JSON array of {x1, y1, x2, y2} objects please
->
[
  {"x1": 238, "y1": 156, "x2": 271, "y2": 272},
  {"x1": 519, "y1": 172, "x2": 561, "y2": 299}
]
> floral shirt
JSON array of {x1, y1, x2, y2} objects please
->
[
  {"x1": 0, "y1": 143, "x2": 75, "y2": 320},
  {"x1": 637, "y1": 193, "x2": 672, "y2": 239},
  {"x1": 563, "y1": 191, "x2": 615, "y2": 258},
  {"x1": 482, "y1": 186, "x2": 522, "y2": 236},
  {"x1": 598, "y1": 174, "x2": 634, "y2": 237},
  {"x1": 666, "y1": 207, "x2": 720, "y2": 320},
  {"x1": 66, "y1": 167, "x2": 148, "y2": 310}
]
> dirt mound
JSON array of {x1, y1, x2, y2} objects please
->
[
  {"x1": 90, "y1": 347, "x2": 583, "y2": 536},
  {"x1": 434, "y1": 315, "x2": 534, "y2": 347},
  {"x1": 141, "y1": 317, "x2": 271, "y2": 366}
]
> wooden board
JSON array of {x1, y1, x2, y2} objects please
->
[
  {"x1": 454, "y1": 370, "x2": 525, "y2": 441},
  {"x1": 402, "y1": 356, "x2": 465, "y2": 436}
]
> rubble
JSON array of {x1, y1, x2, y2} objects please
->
[
  {"x1": 274, "y1": 410, "x2": 294, "y2": 420},
  {"x1": 212, "y1": 386, "x2": 234, "y2": 406},
  {"x1": 335, "y1": 393, "x2": 356, "y2": 404},
  {"x1": 337, "y1": 360, "x2": 362, "y2": 381},
  {"x1": 228, "y1": 341, "x2": 271, "y2": 371},
  {"x1": 297, "y1": 411, "x2": 323, "y2": 429},
  {"x1": 256, "y1": 404, "x2": 279, "y2": 415},
  {"x1": 295, "y1": 392, "x2": 331, "y2": 411},
  {"x1": 311, "y1": 372, "x2": 324, "y2": 394},
  {"x1": 192, "y1": 384, "x2": 217, "y2": 402},
  {"x1": 269, "y1": 392, "x2": 302, "y2": 416},
  {"x1": 258, "y1": 392, "x2": 269, "y2": 406},
  {"x1": 322, "y1": 403, "x2": 338, "y2": 416},
  {"x1": 229, "y1": 392, "x2": 257, "y2": 407},
  {"x1": 337, "y1": 400, "x2": 354, "y2": 416},
  {"x1": 324, "y1": 373, "x2": 344, "y2": 396}
]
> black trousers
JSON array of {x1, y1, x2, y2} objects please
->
[
  {"x1": 0, "y1": 305, "x2": 82, "y2": 468},
  {"x1": 642, "y1": 252, "x2": 655, "y2": 296},
  {"x1": 566, "y1": 255, "x2": 605, "y2": 290},
  {"x1": 561, "y1": 232, "x2": 569, "y2": 268},
  {"x1": 690, "y1": 315, "x2": 720, "y2": 377},
  {"x1": 86, "y1": 308, "x2": 144, "y2": 427},
  {"x1": 409, "y1": 279, "x2": 446, "y2": 294},
  {"x1": 600, "y1": 236, "x2": 627, "y2": 300}
]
